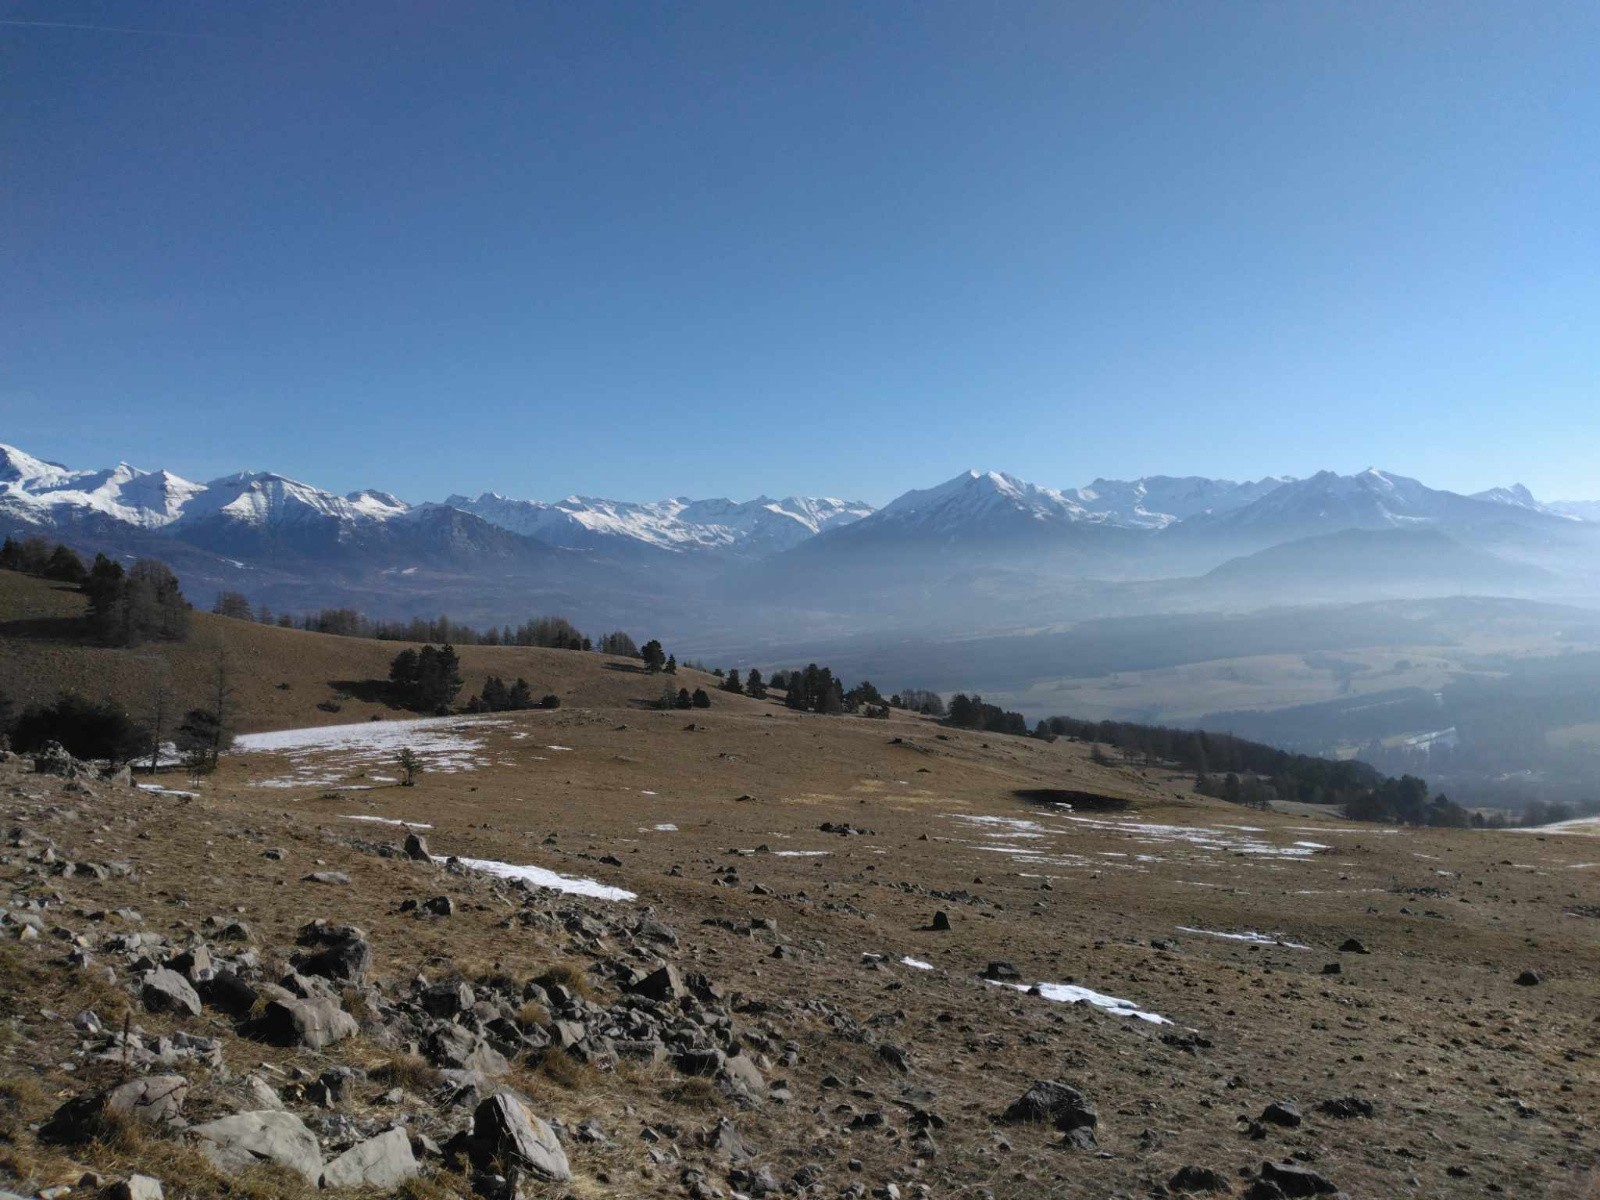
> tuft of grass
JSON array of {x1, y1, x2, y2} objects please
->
[
  {"x1": 514, "y1": 999, "x2": 549, "y2": 1030},
  {"x1": 371, "y1": 1052, "x2": 445, "y2": 1093},
  {"x1": 528, "y1": 1047, "x2": 593, "y2": 1091},
  {"x1": 534, "y1": 963, "x2": 593, "y2": 1000},
  {"x1": 662, "y1": 1077, "x2": 721, "y2": 1109},
  {"x1": 395, "y1": 1169, "x2": 474, "y2": 1200}
]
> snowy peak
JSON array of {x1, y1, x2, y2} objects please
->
[
  {"x1": 177, "y1": 471, "x2": 409, "y2": 530},
  {"x1": 1183, "y1": 468, "x2": 1577, "y2": 541},
  {"x1": 0, "y1": 443, "x2": 78, "y2": 489},
  {"x1": 0, "y1": 445, "x2": 204, "y2": 529},
  {"x1": 1063, "y1": 475, "x2": 1293, "y2": 528},
  {"x1": 869, "y1": 469, "x2": 1095, "y2": 532},
  {"x1": 445, "y1": 491, "x2": 873, "y2": 556}
]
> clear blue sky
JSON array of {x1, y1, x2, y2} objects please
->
[{"x1": 3, "y1": 1, "x2": 1596, "y2": 505}]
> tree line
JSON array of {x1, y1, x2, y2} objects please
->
[
  {"x1": 3, "y1": 536, "x2": 190, "y2": 647},
  {"x1": 212, "y1": 592, "x2": 645, "y2": 655}
]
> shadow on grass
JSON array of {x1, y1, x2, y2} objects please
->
[{"x1": 1014, "y1": 788, "x2": 1133, "y2": 813}]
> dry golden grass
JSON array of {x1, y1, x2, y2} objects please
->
[
  {"x1": 0, "y1": 569, "x2": 754, "y2": 734},
  {"x1": 514, "y1": 999, "x2": 549, "y2": 1030},
  {"x1": 533, "y1": 963, "x2": 594, "y2": 1001},
  {"x1": 370, "y1": 1052, "x2": 445, "y2": 1094}
]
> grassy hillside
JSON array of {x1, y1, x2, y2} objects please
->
[{"x1": 0, "y1": 569, "x2": 755, "y2": 733}]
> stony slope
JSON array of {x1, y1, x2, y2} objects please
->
[{"x1": 0, "y1": 670, "x2": 1595, "y2": 1199}]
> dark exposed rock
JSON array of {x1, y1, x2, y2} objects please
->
[
  {"x1": 1000, "y1": 1081, "x2": 1097, "y2": 1132},
  {"x1": 1170, "y1": 1164, "x2": 1233, "y2": 1193},
  {"x1": 1260, "y1": 1100, "x2": 1303, "y2": 1128},
  {"x1": 1258, "y1": 1159, "x2": 1338, "y2": 1196},
  {"x1": 1515, "y1": 969, "x2": 1542, "y2": 986},
  {"x1": 1317, "y1": 1095, "x2": 1374, "y2": 1119}
]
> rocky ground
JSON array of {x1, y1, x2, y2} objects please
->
[{"x1": 0, "y1": 700, "x2": 1596, "y2": 1200}]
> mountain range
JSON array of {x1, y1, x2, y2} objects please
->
[{"x1": 3, "y1": 440, "x2": 1596, "y2": 638}]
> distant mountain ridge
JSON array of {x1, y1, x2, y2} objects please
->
[{"x1": 3, "y1": 439, "x2": 1596, "y2": 634}]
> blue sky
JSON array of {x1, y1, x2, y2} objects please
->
[{"x1": 3, "y1": 1, "x2": 1596, "y2": 505}]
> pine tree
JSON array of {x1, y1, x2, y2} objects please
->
[
  {"x1": 675, "y1": 687, "x2": 692, "y2": 709},
  {"x1": 691, "y1": 687, "x2": 711, "y2": 709},
  {"x1": 721, "y1": 669, "x2": 743, "y2": 695},
  {"x1": 641, "y1": 639, "x2": 666, "y2": 672},
  {"x1": 745, "y1": 669, "x2": 767, "y2": 700}
]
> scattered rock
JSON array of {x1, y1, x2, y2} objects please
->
[
  {"x1": 319, "y1": 1127, "x2": 419, "y2": 1189},
  {"x1": 302, "y1": 871, "x2": 351, "y2": 885},
  {"x1": 105, "y1": 1177, "x2": 164, "y2": 1200},
  {"x1": 1258, "y1": 1159, "x2": 1338, "y2": 1196},
  {"x1": 1515, "y1": 969, "x2": 1542, "y2": 986},
  {"x1": 468, "y1": 1092, "x2": 572, "y2": 1183},
  {"x1": 139, "y1": 968, "x2": 201, "y2": 1017},
  {"x1": 250, "y1": 995, "x2": 358, "y2": 1050},
  {"x1": 40, "y1": 1076, "x2": 189, "y2": 1144},
  {"x1": 1338, "y1": 939, "x2": 1369, "y2": 954},
  {"x1": 404, "y1": 832, "x2": 431, "y2": 860},
  {"x1": 1170, "y1": 1164, "x2": 1232, "y2": 1193},
  {"x1": 1317, "y1": 1095, "x2": 1373, "y2": 1119},
  {"x1": 1260, "y1": 1100, "x2": 1302, "y2": 1128},
  {"x1": 188, "y1": 1111, "x2": 323, "y2": 1183}
]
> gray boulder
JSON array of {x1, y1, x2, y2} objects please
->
[
  {"x1": 251, "y1": 995, "x2": 358, "y2": 1050},
  {"x1": 106, "y1": 1177, "x2": 164, "y2": 1200},
  {"x1": 629, "y1": 964, "x2": 685, "y2": 1002},
  {"x1": 188, "y1": 1111, "x2": 323, "y2": 1183},
  {"x1": 1000, "y1": 1080, "x2": 1097, "y2": 1133},
  {"x1": 140, "y1": 968, "x2": 202, "y2": 1017},
  {"x1": 39, "y1": 1075, "x2": 188, "y2": 1144},
  {"x1": 470, "y1": 1092, "x2": 571, "y2": 1183},
  {"x1": 319, "y1": 1127, "x2": 419, "y2": 1189},
  {"x1": 427, "y1": 1023, "x2": 510, "y2": 1076},
  {"x1": 404, "y1": 832, "x2": 431, "y2": 860}
]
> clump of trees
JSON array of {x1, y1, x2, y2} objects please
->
[
  {"x1": 892, "y1": 688, "x2": 946, "y2": 717},
  {"x1": 597, "y1": 631, "x2": 640, "y2": 657},
  {"x1": 464, "y1": 675, "x2": 561, "y2": 713},
  {"x1": 84, "y1": 555, "x2": 190, "y2": 646},
  {"x1": 0, "y1": 538, "x2": 190, "y2": 647},
  {"x1": 947, "y1": 693, "x2": 1029, "y2": 736},
  {"x1": 388, "y1": 645, "x2": 464, "y2": 714},
  {"x1": 0, "y1": 536, "x2": 88, "y2": 584}
]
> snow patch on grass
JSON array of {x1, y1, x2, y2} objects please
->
[
  {"x1": 234, "y1": 716, "x2": 508, "y2": 789},
  {"x1": 989, "y1": 978, "x2": 1170, "y2": 1024},
  {"x1": 343, "y1": 814, "x2": 433, "y2": 830},
  {"x1": 435, "y1": 854, "x2": 635, "y2": 901},
  {"x1": 1177, "y1": 926, "x2": 1310, "y2": 949}
]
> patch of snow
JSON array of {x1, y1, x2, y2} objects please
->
[
  {"x1": 232, "y1": 716, "x2": 507, "y2": 788},
  {"x1": 990, "y1": 978, "x2": 1170, "y2": 1024},
  {"x1": 343, "y1": 815, "x2": 433, "y2": 829},
  {"x1": 772, "y1": 850, "x2": 830, "y2": 857},
  {"x1": 1177, "y1": 926, "x2": 1310, "y2": 949},
  {"x1": 651, "y1": 823, "x2": 678, "y2": 832},
  {"x1": 136, "y1": 784, "x2": 198, "y2": 798},
  {"x1": 435, "y1": 854, "x2": 635, "y2": 901},
  {"x1": 901, "y1": 957, "x2": 934, "y2": 970}
]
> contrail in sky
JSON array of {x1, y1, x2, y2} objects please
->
[{"x1": 0, "y1": 18, "x2": 240, "y2": 40}]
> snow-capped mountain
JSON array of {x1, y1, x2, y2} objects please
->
[
  {"x1": 171, "y1": 471, "x2": 409, "y2": 533},
  {"x1": 1176, "y1": 468, "x2": 1575, "y2": 546},
  {"x1": 0, "y1": 444, "x2": 206, "y2": 529},
  {"x1": 868, "y1": 470, "x2": 1097, "y2": 533},
  {"x1": 1062, "y1": 475, "x2": 1293, "y2": 528},
  {"x1": 443, "y1": 492, "x2": 872, "y2": 557}
]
